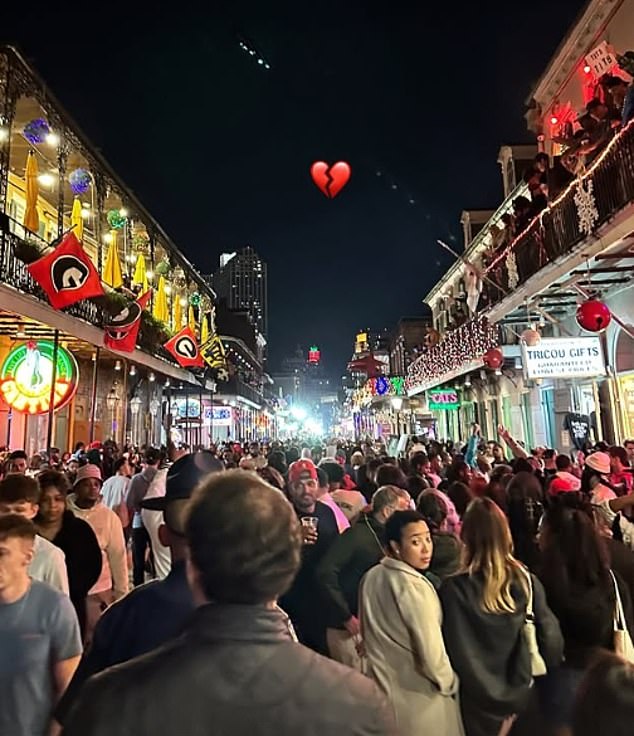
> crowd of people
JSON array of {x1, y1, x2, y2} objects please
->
[{"x1": 3, "y1": 428, "x2": 634, "y2": 735}]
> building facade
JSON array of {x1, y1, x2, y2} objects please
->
[
  {"x1": 211, "y1": 246, "x2": 268, "y2": 338},
  {"x1": 406, "y1": 0, "x2": 634, "y2": 451}
]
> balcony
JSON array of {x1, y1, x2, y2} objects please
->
[
  {"x1": 0, "y1": 217, "x2": 178, "y2": 364},
  {"x1": 407, "y1": 121, "x2": 634, "y2": 396},
  {"x1": 216, "y1": 375, "x2": 263, "y2": 409},
  {"x1": 483, "y1": 120, "x2": 634, "y2": 310}
]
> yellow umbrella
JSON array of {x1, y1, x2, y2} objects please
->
[
  {"x1": 188, "y1": 305, "x2": 196, "y2": 335},
  {"x1": 172, "y1": 294, "x2": 182, "y2": 331},
  {"x1": 71, "y1": 197, "x2": 83, "y2": 241},
  {"x1": 200, "y1": 311, "x2": 209, "y2": 344},
  {"x1": 132, "y1": 253, "x2": 148, "y2": 293},
  {"x1": 153, "y1": 275, "x2": 169, "y2": 323},
  {"x1": 103, "y1": 231, "x2": 123, "y2": 289},
  {"x1": 23, "y1": 151, "x2": 40, "y2": 233}
]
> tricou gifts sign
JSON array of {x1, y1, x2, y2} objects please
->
[{"x1": 522, "y1": 337, "x2": 605, "y2": 379}]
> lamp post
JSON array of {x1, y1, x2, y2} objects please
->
[
  {"x1": 130, "y1": 396, "x2": 142, "y2": 445},
  {"x1": 105, "y1": 384, "x2": 120, "y2": 442},
  {"x1": 149, "y1": 398, "x2": 160, "y2": 446},
  {"x1": 391, "y1": 396, "x2": 403, "y2": 437}
]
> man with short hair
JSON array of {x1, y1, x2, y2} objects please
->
[
  {"x1": 279, "y1": 459, "x2": 339, "y2": 654},
  {"x1": 317, "y1": 485, "x2": 411, "y2": 670},
  {"x1": 56, "y1": 452, "x2": 223, "y2": 728},
  {"x1": 315, "y1": 467, "x2": 350, "y2": 533},
  {"x1": 63, "y1": 471, "x2": 395, "y2": 736},
  {"x1": 625, "y1": 439, "x2": 634, "y2": 466},
  {"x1": 99, "y1": 456, "x2": 131, "y2": 527},
  {"x1": 0, "y1": 474, "x2": 69, "y2": 594},
  {"x1": 0, "y1": 515, "x2": 81, "y2": 736},
  {"x1": 610, "y1": 445, "x2": 633, "y2": 496},
  {"x1": 126, "y1": 447, "x2": 162, "y2": 586},
  {"x1": 6, "y1": 449, "x2": 28, "y2": 475}
]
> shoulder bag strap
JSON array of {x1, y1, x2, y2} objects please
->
[
  {"x1": 609, "y1": 569, "x2": 626, "y2": 631},
  {"x1": 518, "y1": 564, "x2": 535, "y2": 620}
]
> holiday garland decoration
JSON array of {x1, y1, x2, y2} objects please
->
[
  {"x1": 574, "y1": 178, "x2": 599, "y2": 236},
  {"x1": 406, "y1": 316, "x2": 499, "y2": 393},
  {"x1": 107, "y1": 209, "x2": 127, "y2": 230},
  {"x1": 484, "y1": 118, "x2": 634, "y2": 278},
  {"x1": 353, "y1": 375, "x2": 406, "y2": 408},
  {"x1": 69, "y1": 168, "x2": 92, "y2": 195},
  {"x1": 23, "y1": 118, "x2": 50, "y2": 144}
]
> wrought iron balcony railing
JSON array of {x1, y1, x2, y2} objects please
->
[
  {"x1": 0, "y1": 219, "x2": 175, "y2": 362},
  {"x1": 483, "y1": 119, "x2": 634, "y2": 306}
]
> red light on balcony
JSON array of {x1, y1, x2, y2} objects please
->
[
  {"x1": 550, "y1": 115, "x2": 559, "y2": 125},
  {"x1": 583, "y1": 64, "x2": 591, "y2": 74}
]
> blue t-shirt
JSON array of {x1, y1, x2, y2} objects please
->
[{"x1": 0, "y1": 580, "x2": 82, "y2": 736}]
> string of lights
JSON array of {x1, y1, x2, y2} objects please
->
[
  {"x1": 405, "y1": 316, "x2": 499, "y2": 393},
  {"x1": 484, "y1": 117, "x2": 634, "y2": 275}
]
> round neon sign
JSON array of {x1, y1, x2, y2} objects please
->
[{"x1": 0, "y1": 340, "x2": 79, "y2": 415}]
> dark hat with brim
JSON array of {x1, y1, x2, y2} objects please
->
[{"x1": 142, "y1": 451, "x2": 224, "y2": 512}]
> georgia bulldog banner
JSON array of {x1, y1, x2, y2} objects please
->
[
  {"x1": 103, "y1": 290, "x2": 152, "y2": 353},
  {"x1": 164, "y1": 326, "x2": 204, "y2": 368},
  {"x1": 27, "y1": 232, "x2": 105, "y2": 310}
]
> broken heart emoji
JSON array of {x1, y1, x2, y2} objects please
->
[{"x1": 310, "y1": 161, "x2": 351, "y2": 199}]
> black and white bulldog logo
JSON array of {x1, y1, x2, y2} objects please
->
[
  {"x1": 174, "y1": 335, "x2": 198, "y2": 360},
  {"x1": 104, "y1": 302, "x2": 141, "y2": 342},
  {"x1": 50, "y1": 255, "x2": 90, "y2": 293}
]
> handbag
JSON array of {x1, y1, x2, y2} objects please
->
[
  {"x1": 609, "y1": 570, "x2": 634, "y2": 663},
  {"x1": 519, "y1": 566, "x2": 547, "y2": 677}
]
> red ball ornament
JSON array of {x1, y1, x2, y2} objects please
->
[
  {"x1": 576, "y1": 299, "x2": 611, "y2": 332},
  {"x1": 483, "y1": 347, "x2": 504, "y2": 370}
]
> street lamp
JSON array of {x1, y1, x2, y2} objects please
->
[
  {"x1": 106, "y1": 385, "x2": 120, "y2": 441},
  {"x1": 130, "y1": 396, "x2": 142, "y2": 445},
  {"x1": 391, "y1": 396, "x2": 403, "y2": 437}
]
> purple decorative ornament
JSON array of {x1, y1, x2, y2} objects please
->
[
  {"x1": 23, "y1": 118, "x2": 50, "y2": 145},
  {"x1": 69, "y1": 168, "x2": 92, "y2": 195}
]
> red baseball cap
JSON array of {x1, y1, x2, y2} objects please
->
[
  {"x1": 288, "y1": 459, "x2": 318, "y2": 485},
  {"x1": 549, "y1": 476, "x2": 578, "y2": 495}
]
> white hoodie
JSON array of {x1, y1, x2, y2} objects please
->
[{"x1": 67, "y1": 494, "x2": 128, "y2": 598}]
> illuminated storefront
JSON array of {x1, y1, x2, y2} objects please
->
[{"x1": 0, "y1": 340, "x2": 79, "y2": 415}]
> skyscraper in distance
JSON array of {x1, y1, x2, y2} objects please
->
[{"x1": 210, "y1": 246, "x2": 268, "y2": 338}]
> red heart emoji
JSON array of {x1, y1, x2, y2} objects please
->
[{"x1": 310, "y1": 161, "x2": 351, "y2": 199}]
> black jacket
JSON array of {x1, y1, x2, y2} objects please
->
[
  {"x1": 440, "y1": 571, "x2": 563, "y2": 716},
  {"x1": 62, "y1": 604, "x2": 396, "y2": 736},
  {"x1": 316, "y1": 513, "x2": 386, "y2": 627},
  {"x1": 57, "y1": 561, "x2": 193, "y2": 725},
  {"x1": 51, "y1": 510, "x2": 102, "y2": 631},
  {"x1": 279, "y1": 502, "x2": 338, "y2": 650}
]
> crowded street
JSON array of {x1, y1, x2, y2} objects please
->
[{"x1": 2, "y1": 0, "x2": 634, "y2": 734}]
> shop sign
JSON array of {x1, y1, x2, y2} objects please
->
[
  {"x1": 585, "y1": 41, "x2": 617, "y2": 77},
  {"x1": 0, "y1": 340, "x2": 79, "y2": 415},
  {"x1": 172, "y1": 399, "x2": 201, "y2": 419},
  {"x1": 353, "y1": 376, "x2": 405, "y2": 407},
  {"x1": 522, "y1": 337, "x2": 605, "y2": 379},
  {"x1": 203, "y1": 406, "x2": 232, "y2": 426},
  {"x1": 427, "y1": 388, "x2": 459, "y2": 410}
]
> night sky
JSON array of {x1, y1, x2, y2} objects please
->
[{"x1": 3, "y1": 0, "x2": 584, "y2": 375}]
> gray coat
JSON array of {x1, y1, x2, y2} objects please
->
[{"x1": 63, "y1": 603, "x2": 396, "y2": 736}]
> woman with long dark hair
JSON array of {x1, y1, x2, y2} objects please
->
[
  {"x1": 538, "y1": 502, "x2": 634, "y2": 734},
  {"x1": 440, "y1": 498, "x2": 563, "y2": 736},
  {"x1": 35, "y1": 470, "x2": 102, "y2": 637}
]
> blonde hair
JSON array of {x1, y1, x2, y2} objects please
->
[{"x1": 460, "y1": 497, "x2": 526, "y2": 614}]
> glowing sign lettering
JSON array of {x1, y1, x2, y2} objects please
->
[{"x1": 0, "y1": 340, "x2": 79, "y2": 415}]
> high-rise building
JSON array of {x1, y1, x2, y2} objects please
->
[{"x1": 210, "y1": 246, "x2": 268, "y2": 337}]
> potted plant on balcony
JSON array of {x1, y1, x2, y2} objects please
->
[{"x1": 13, "y1": 239, "x2": 44, "y2": 265}]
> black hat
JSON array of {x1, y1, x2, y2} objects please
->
[{"x1": 141, "y1": 451, "x2": 224, "y2": 512}]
